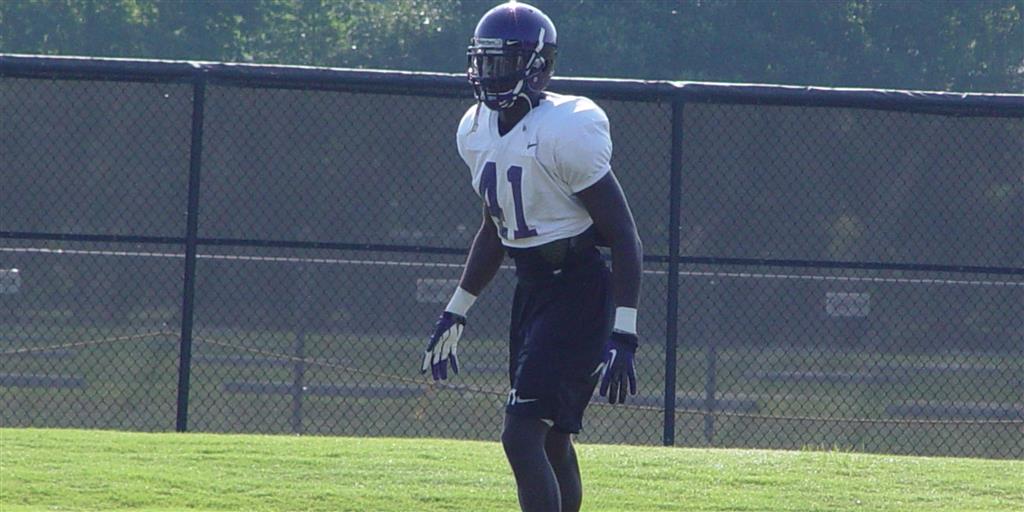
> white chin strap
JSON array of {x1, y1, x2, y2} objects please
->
[{"x1": 496, "y1": 83, "x2": 527, "y2": 110}]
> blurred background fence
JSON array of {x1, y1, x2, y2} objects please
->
[{"x1": 2, "y1": 55, "x2": 1022, "y2": 459}]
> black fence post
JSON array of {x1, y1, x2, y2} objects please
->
[
  {"x1": 290, "y1": 262, "x2": 309, "y2": 435},
  {"x1": 663, "y1": 99, "x2": 685, "y2": 446},
  {"x1": 290, "y1": 329, "x2": 307, "y2": 435},
  {"x1": 175, "y1": 70, "x2": 207, "y2": 432},
  {"x1": 703, "y1": 333, "x2": 718, "y2": 445}
]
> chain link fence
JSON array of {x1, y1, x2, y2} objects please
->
[{"x1": 2, "y1": 56, "x2": 1022, "y2": 459}]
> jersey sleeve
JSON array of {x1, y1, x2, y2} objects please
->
[
  {"x1": 455, "y1": 104, "x2": 481, "y2": 168},
  {"x1": 553, "y1": 104, "x2": 613, "y2": 193}
]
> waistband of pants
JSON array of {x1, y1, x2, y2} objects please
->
[{"x1": 506, "y1": 228, "x2": 604, "y2": 283}]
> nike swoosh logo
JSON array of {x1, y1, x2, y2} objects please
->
[
  {"x1": 527, "y1": 142, "x2": 538, "y2": 149},
  {"x1": 508, "y1": 388, "x2": 539, "y2": 405}
]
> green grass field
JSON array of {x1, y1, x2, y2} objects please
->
[{"x1": 1, "y1": 428, "x2": 1021, "y2": 512}]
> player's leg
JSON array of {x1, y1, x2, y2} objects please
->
[
  {"x1": 542, "y1": 252, "x2": 612, "y2": 512},
  {"x1": 501, "y1": 413, "x2": 560, "y2": 512},
  {"x1": 545, "y1": 429, "x2": 582, "y2": 512},
  {"x1": 504, "y1": 280, "x2": 563, "y2": 511},
  {"x1": 502, "y1": 240, "x2": 608, "y2": 512}
]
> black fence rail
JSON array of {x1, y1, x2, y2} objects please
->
[{"x1": 2, "y1": 54, "x2": 1022, "y2": 459}]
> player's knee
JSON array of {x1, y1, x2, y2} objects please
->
[
  {"x1": 501, "y1": 422, "x2": 528, "y2": 458},
  {"x1": 501, "y1": 415, "x2": 546, "y2": 462},
  {"x1": 544, "y1": 433, "x2": 573, "y2": 465}
]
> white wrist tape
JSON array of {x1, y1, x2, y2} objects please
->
[
  {"x1": 613, "y1": 307, "x2": 638, "y2": 334},
  {"x1": 445, "y1": 287, "x2": 477, "y2": 317}
]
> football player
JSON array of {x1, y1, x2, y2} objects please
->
[{"x1": 421, "y1": 2, "x2": 642, "y2": 511}]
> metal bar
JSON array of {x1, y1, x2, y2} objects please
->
[
  {"x1": 663, "y1": 100, "x2": 685, "y2": 446},
  {"x1": 175, "y1": 72, "x2": 206, "y2": 433},
  {"x1": 672, "y1": 82, "x2": 1024, "y2": 118},
  {"x1": 290, "y1": 263, "x2": 309, "y2": 435},
  {"x1": 3, "y1": 54, "x2": 1022, "y2": 117},
  {"x1": 195, "y1": 237, "x2": 467, "y2": 256},
  {"x1": 0, "y1": 232, "x2": 185, "y2": 245},
  {"x1": 290, "y1": 335, "x2": 307, "y2": 435},
  {"x1": 222, "y1": 382, "x2": 424, "y2": 398},
  {"x1": 703, "y1": 342, "x2": 718, "y2": 445},
  {"x1": 676, "y1": 256, "x2": 1024, "y2": 277},
  {"x1": 0, "y1": 54, "x2": 197, "y2": 82},
  {"x1": 2, "y1": 238, "x2": 1019, "y2": 278}
]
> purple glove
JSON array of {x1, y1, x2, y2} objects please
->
[
  {"x1": 421, "y1": 311, "x2": 466, "y2": 381},
  {"x1": 599, "y1": 331, "x2": 638, "y2": 404}
]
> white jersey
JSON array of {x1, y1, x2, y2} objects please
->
[{"x1": 456, "y1": 93, "x2": 613, "y2": 248}]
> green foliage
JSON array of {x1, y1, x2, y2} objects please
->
[{"x1": 1, "y1": 1, "x2": 1021, "y2": 91}]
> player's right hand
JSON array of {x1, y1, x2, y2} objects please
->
[
  {"x1": 421, "y1": 311, "x2": 466, "y2": 381},
  {"x1": 598, "y1": 331, "x2": 638, "y2": 404}
]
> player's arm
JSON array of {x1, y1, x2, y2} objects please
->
[
  {"x1": 577, "y1": 172, "x2": 643, "y2": 404},
  {"x1": 421, "y1": 205, "x2": 505, "y2": 381},
  {"x1": 548, "y1": 103, "x2": 640, "y2": 314},
  {"x1": 577, "y1": 172, "x2": 642, "y2": 311},
  {"x1": 457, "y1": 204, "x2": 505, "y2": 296}
]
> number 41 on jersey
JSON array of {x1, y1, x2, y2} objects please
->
[{"x1": 479, "y1": 161, "x2": 538, "y2": 240}]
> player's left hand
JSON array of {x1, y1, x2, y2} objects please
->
[
  {"x1": 599, "y1": 332, "x2": 638, "y2": 404},
  {"x1": 421, "y1": 311, "x2": 466, "y2": 381}
]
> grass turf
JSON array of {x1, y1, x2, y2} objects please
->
[{"x1": 1, "y1": 428, "x2": 1021, "y2": 511}]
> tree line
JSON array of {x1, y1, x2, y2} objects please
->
[{"x1": 2, "y1": 0, "x2": 1022, "y2": 92}]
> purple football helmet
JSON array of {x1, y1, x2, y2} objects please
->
[{"x1": 467, "y1": 2, "x2": 558, "y2": 111}]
